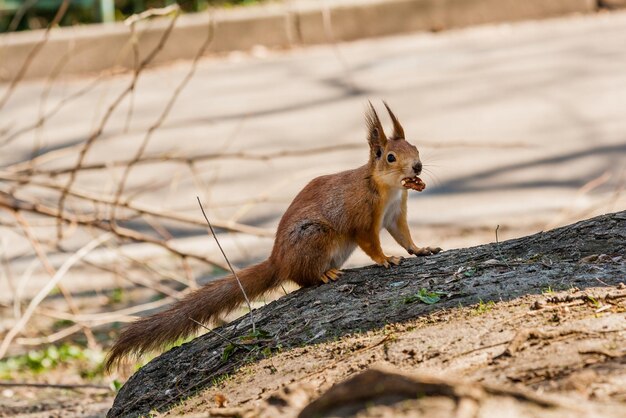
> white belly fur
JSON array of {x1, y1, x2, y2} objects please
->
[
  {"x1": 382, "y1": 189, "x2": 402, "y2": 230},
  {"x1": 328, "y1": 190, "x2": 401, "y2": 270}
]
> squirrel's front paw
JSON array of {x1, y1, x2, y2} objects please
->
[
  {"x1": 408, "y1": 246, "x2": 442, "y2": 256},
  {"x1": 379, "y1": 255, "x2": 402, "y2": 268}
]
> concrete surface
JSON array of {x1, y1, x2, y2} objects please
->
[
  {"x1": 1, "y1": 10, "x2": 625, "y2": 303},
  {"x1": 0, "y1": 0, "x2": 598, "y2": 81}
]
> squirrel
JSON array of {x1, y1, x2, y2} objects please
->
[{"x1": 105, "y1": 102, "x2": 441, "y2": 371}]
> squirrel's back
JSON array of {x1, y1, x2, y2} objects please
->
[{"x1": 274, "y1": 165, "x2": 377, "y2": 237}]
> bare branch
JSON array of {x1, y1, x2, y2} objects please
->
[
  {"x1": 38, "y1": 295, "x2": 180, "y2": 324},
  {"x1": 55, "y1": 6, "x2": 181, "y2": 242},
  {"x1": 10, "y1": 210, "x2": 98, "y2": 348},
  {"x1": 197, "y1": 197, "x2": 256, "y2": 333},
  {"x1": 0, "y1": 191, "x2": 230, "y2": 270},
  {"x1": 16, "y1": 324, "x2": 83, "y2": 346},
  {"x1": 6, "y1": 140, "x2": 528, "y2": 176},
  {"x1": 0, "y1": 0, "x2": 70, "y2": 112},
  {"x1": 18, "y1": 143, "x2": 365, "y2": 175},
  {"x1": 111, "y1": 9, "x2": 215, "y2": 227},
  {"x1": 0, "y1": 73, "x2": 108, "y2": 148},
  {"x1": 0, "y1": 173, "x2": 274, "y2": 237},
  {"x1": 124, "y1": 4, "x2": 180, "y2": 26},
  {"x1": 0, "y1": 232, "x2": 112, "y2": 359}
]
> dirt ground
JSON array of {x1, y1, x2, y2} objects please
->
[{"x1": 0, "y1": 387, "x2": 112, "y2": 418}]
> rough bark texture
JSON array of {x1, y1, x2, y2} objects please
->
[{"x1": 109, "y1": 211, "x2": 626, "y2": 417}]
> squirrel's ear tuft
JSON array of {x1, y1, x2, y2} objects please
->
[
  {"x1": 383, "y1": 101, "x2": 405, "y2": 140},
  {"x1": 365, "y1": 101, "x2": 387, "y2": 153}
]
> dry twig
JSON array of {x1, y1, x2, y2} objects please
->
[
  {"x1": 0, "y1": 191, "x2": 230, "y2": 270},
  {"x1": 0, "y1": 173, "x2": 273, "y2": 237},
  {"x1": 111, "y1": 9, "x2": 215, "y2": 227},
  {"x1": 0, "y1": 233, "x2": 112, "y2": 359},
  {"x1": 55, "y1": 5, "x2": 181, "y2": 242},
  {"x1": 0, "y1": 0, "x2": 70, "y2": 111},
  {"x1": 10, "y1": 210, "x2": 98, "y2": 348},
  {"x1": 197, "y1": 197, "x2": 256, "y2": 333}
]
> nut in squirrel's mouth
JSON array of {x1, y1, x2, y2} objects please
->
[{"x1": 401, "y1": 176, "x2": 426, "y2": 192}]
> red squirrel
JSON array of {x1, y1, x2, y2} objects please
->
[{"x1": 105, "y1": 102, "x2": 441, "y2": 370}]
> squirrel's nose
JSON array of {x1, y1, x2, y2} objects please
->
[{"x1": 413, "y1": 162, "x2": 422, "y2": 174}]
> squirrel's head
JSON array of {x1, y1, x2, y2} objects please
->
[{"x1": 366, "y1": 101, "x2": 422, "y2": 189}]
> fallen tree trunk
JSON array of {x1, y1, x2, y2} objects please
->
[{"x1": 109, "y1": 211, "x2": 626, "y2": 417}]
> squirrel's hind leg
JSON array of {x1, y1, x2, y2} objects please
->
[{"x1": 278, "y1": 219, "x2": 341, "y2": 287}]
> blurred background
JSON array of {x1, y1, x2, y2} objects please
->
[
  {"x1": 0, "y1": 1, "x2": 250, "y2": 32},
  {"x1": 0, "y1": 0, "x2": 625, "y2": 415}
]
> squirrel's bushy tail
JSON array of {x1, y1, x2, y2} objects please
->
[{"x1": 105, "y1": 260, "x2": 276, "y2": 371}]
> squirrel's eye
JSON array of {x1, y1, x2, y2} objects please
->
[{"x1": 387, "y1": 154, "x2": 396, "y2": 163}]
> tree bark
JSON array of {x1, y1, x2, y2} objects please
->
[{"x1": 108, "y1": 211, "x2": 626, "y2": 417}]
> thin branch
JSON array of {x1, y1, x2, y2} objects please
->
[
  {"x1": 0, "y1": 191, "x2": 230, "y2": 270},
  {"x1": 124, "y1": 4, "x2": 180, "y2": 26},
  {"x1": 0, "y1": 0, "x2": 70, "y2": 112},
  {"x1": 13, "y1": 259, "x2": 39, "y2": 321},
  {"x1": 0, "y1": 237, "x2": 17, "y2": 316},
  {"x1": 5, "y1": 140, "x2": 528, "y2": 175},
  {"x1": 0, "y1": 232, "x2": 112, "y2": 359},
  {"x1": 123, "y1": 22, "x2": 140, "y2": 134},
  {"x1": 0, "y1": 71, "x2": 108, "y2": 148},
  {"x1": 17, "y1": 143, "x2": 365, "y2": 175},
  {"x1": 82, "y1": 259, "x2": 182, "y2": 299},
  {"x1": 10, "y1": 210, "x2": 98, "y2": 349},
  {"x1": 38, "y1": 295, "x2": 179, "y2": 324},
  {"x1": 111, "y1": 9, "x2": 215, "y2": 227},
  {"x1": 7, "y1": 0, "x2": 38, "y2": 32},
  {"x1": 55, "y1": 6, "x2": 181, "y2": 242},
  {"x1": 187, "y1": 317, "x2": 249, "y2": 350},
  {"x1": 180, "y1": 256, "x2": 197, "y2": 290},
  {"x1": 196, "y1": 197, "x2": 256, "y2": 333},
  {"x1": 16, "y1": 324, "x2": 83, "y2": 346},
  {"x1": 32, "y1": 51, "x2": 68, "y2": 159},
  {"x1": 0, "y1": 173, "x2": 274, "y2": 237},
  {"x1": 116, "y1": 251, "x2": 191, "y2": 287}
]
